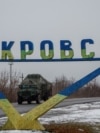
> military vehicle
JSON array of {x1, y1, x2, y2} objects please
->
[{"x1": 17, "y1": 74, "x2": 52, "y2": 104}]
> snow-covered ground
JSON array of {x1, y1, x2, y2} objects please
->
[{"x1": 0, "y1": 101, "x2": 100, "y2": 133}]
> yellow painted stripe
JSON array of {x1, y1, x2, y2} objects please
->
[
  {"x1": 0, "y1": 94, "x2": 67, "y2": 130},
  {"x1": 24, "y1": 94, "x2": 66, "y2": 121},
  {"x1": 0, "y1": 99, "x2": 21, "y2": 129}
]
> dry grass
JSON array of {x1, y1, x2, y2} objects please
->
[{"x1": 44, "y1": 123, "x2": 94, "y2": 133}]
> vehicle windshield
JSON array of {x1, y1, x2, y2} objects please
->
[{"x1": 20, "y1": 85, "x2": 37, "y2": 89}]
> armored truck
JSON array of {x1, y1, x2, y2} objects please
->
[{"x1": 17, "y1": 74, "x2": 52, "y2": 104}]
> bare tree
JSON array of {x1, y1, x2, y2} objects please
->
[
  {"x1": 70, "y1": 79, "x2": 100, "y2": 98},
  {"x1": 0, "y1": 71, "x2": 9, "y2": 93},
  {"x1": 52, "y1": 75, "x2": 74, "y2": 95},
  {"x1": 52, "y1": 75, "x2": 100, "y2": 98},
  {"x1": 0, "y1": 70, "x2": 21, "y2": 102}
]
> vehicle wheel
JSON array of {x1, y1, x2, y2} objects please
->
[
  {"x1": 27, "y1": 99, "x2": 31, "y2": 104},
  {"x1": 43, "y1": 97, "x2": 48, "y2": 101},
  {"x1": 18, "y1": 98, "x2": 22, "y2": 104},
  {"x1": 43, "y1": 95, "x2": 48, "y2": 101},
  {"x1": 36, "y1": 95, "x2": 41, "y2": 104}
]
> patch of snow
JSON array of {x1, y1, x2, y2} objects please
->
[
  {"x1": 0, "y1": 102, "x2": 100, "y2": 132},
  {"x1": 39, "y1": 102, "x2": 100, "y2": 125}
]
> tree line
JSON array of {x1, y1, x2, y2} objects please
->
[{"x1": 0, "y1": 71, "x2": 100, "y2": 102}]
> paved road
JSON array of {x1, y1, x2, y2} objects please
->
[
  {"x1": 55, "y1": 97, "x2": 100, "y2": 107},
  {"x1": 0, "y1": 97, "x2": 100, "y2": 117}
]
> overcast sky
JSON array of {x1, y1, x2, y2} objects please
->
[{"x1": 0, "y1": 0, "x2": 100, "y2": 84}]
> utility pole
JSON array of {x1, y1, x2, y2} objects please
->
[
  {"x1": 20, "y1": 73, "x2": 24, "y2": 82},
  {"x1": 9, "y1": 62, "x2": 13, "y2": 89}
]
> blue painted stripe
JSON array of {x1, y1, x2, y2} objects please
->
[
  {"x1": 0, "y1": 92, "x2": 6, "y2": 99},
  {"x1": 59, "y1": 68, "x2": 100, "y2": 96},
  {"x1": 0, "y1": 58, "x2": 100, "y2": 62}
]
